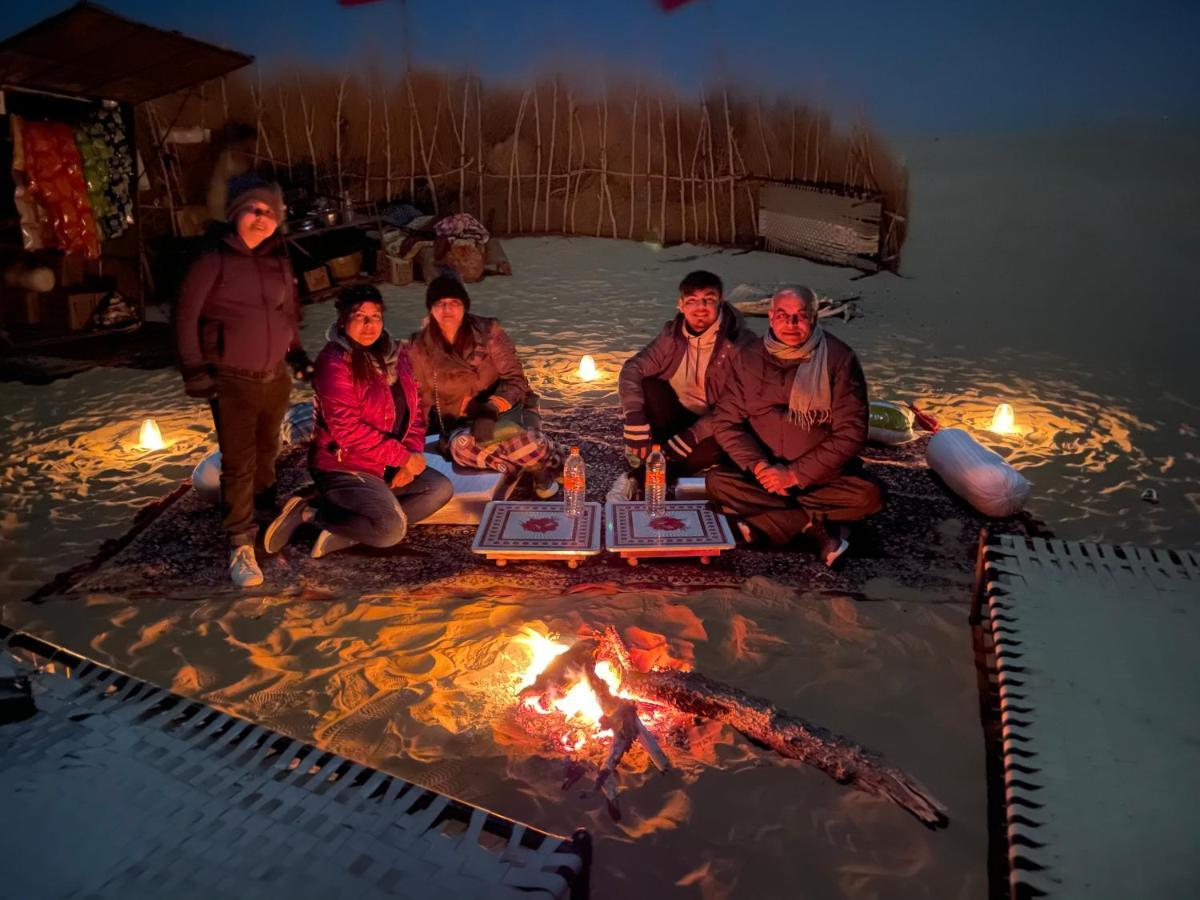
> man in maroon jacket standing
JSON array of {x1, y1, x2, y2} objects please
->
[
  {"x1": 706, "y1": 286, "x2": 885, "y2": 566},
  {"x1": 175, "y1": 178, "x2": 310, "y2": 587}
]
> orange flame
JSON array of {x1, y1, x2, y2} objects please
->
[{"x1": 512, "y1": 628, "x2": 624, "y2": 742}]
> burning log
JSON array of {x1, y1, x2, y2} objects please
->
[
  {"x1": 597, "y1": 627, "x2": 949, "y2": 829},
  {"x1": 518, "y1": 638, "x2": 598, "y2": 712}
]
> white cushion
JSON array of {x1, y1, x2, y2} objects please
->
[{"x1": 418, "y1": 438, "x2": 516, "y2": 526}]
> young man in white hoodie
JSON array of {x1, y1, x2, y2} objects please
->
[{"x1": 612, "y1": 271, "x2": 754, "y2": 500}]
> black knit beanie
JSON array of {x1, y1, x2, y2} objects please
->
[{"x1": 425, "y1": 274, "x2": 471, "y2": 311}]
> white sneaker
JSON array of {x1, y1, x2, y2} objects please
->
[
  {"x1": 605, "y1": 473, "x2": 637, "y2": 504},
  {"x1": 229, "y1": 545, "x2": 264, "y2": 588},
  {"x1": 311, "y1": 529, "x2": 357, "y2": 559}
]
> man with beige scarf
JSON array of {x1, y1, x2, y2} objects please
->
[{"x1": 706, "y1": 286, "x2": 885, "y2": 566}]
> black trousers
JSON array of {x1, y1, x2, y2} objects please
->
[
  {"x1": 639, "y1": 377, "x2": 725, "y2": 476},
  {"x1": 210, "y1": 368, "x2": 292, "y2": 547},
  {"x1": 705, "y1": 463, "x2": 886, "y2": 547}
]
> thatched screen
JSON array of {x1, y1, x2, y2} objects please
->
[{"x1": 142, "y1": 68, "x2": 907, "y2": 271}]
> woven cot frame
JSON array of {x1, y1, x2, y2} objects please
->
[
  {"x1": 0, "y1": 627, "x2": 588, "y2": 900},
  {"x1": 978, "y1": 536, "x2": 1200, "y2": 899}
]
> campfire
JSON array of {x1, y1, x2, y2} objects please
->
[
  {"x1": 508, "y1": 626, "x2": 950, "y2": 828},
  {"x1": 512, "y1": 628, "x2": 673, "y2": 815}
]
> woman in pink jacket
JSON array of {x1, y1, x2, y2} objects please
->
[{"x1": 264, "y1": 285, "x2": 452, "y2": 558}]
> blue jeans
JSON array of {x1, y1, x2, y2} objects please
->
[{"x1": 310, "y1": 467, "x2": 453, "y2": 547}]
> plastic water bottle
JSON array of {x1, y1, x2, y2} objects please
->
[
  {"x1": 563, "y1": 447, "x2": 586, "y2": 517},
  {"x1": 645, "y1": 445, "x2": 666, "y2": 516}
]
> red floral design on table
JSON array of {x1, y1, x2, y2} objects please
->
[
  {"x1": 521, "y1": 517, "x2": 560, "y2": 533},
  {"x1": 648, "y1": 515, "x2": 687, "y2": 531}
]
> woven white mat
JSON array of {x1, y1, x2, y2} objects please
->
[
  {"x1": 983, "y1": 537, "x2": 1200, "y2": 898},
  {"x1": 0, "y1": 634, "x2": 584, "y2": 900}
]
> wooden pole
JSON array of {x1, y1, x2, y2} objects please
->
[
  {"x1": 476, "y1": 75, "x2": 484, "y2": 218},
  {"x1": 531, "y1": 84, "x2": 543, "y2": 231},
  {"x1": 658, "y1": 95, "x2": 667, "y2": 243},
  {"x1": 731, "y1": 133, "x2": 756, "y2": 240},
  {"x1": 276, "y1": 85, "x2": 293, "y2": 174},
  {"x1": 335, "y1": 73, "x2": 348, "y2": 199},
  {"x1": 644, "y1": 88, "x2": 652, "y2": 237},
  {"x1": 408, "y1": 74, "x2": 416, "y2": 199},
  {"x1": 629, "y1": 83, "x2": 639, "y2": 240},
  {"x1": 507, "y1": 89, "x2": 529, "y2": 233},
  {"x1": 675, "y1": 101, "x2": 686, "y2": 244},
  {"x1": 545, "y1": 78, "x2": 558, "y2": 231},
  {"x1": 689, "y1": 107, "x2": 705, "y2": 243},
  {"x1": 406, "y1": 73, "x2": 437, "y2": 213},
  {"x1": 595, "y1": 100, "x2": 605, "y2": 236},
  {"x1": 459, "y1": 76, "x2": 470, "y2": 212},
  {"x1": 722, "y1": 87, "x2": 735, "y2": 242},
  {"x1": 789, "y1": 104, "x2": 796, "y2": 182},
  {"x1": 756, "y1": 99, "x2": 773, "y2": 179},
  {"x1": 364, "y1": 75, "x2": 373, "y2": 202},
  {"x1": 812, "y1": 111, "x2": 821, "y2": 183},
  {"x1": 296, "y1": 75, "x2": 319, "y2": 191},
  {"x1": 382, "y1": 79, "x2": 392, "y2": 200},
  {"x1": 565, "y1": 91, "x2": 576, "y2": 233}
]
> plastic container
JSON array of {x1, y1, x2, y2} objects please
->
[
  {"x1": 645, "y1": 445, "x2": 667, "y2": 516},
  {"x1": 564, "y1": 446, "x2": 585, "y2": 517}
]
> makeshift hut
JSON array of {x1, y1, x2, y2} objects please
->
[{"x1": 0, "y1": 3, "x2": 251, "y2": 350}]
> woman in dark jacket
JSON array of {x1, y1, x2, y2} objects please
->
[
  {"x1": 263, "y1": 285, "x2": 452, "y2": 559},
  {"x1": 175, "y1": 178, "x2": 311, "y2": 588},
  {"x1": 407, "y1": 275, "x2": 564, "y2": 497}
]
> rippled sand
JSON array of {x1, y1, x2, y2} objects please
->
[{"x1": 9, "y1": 577, "x2": 988, "y2": 899}]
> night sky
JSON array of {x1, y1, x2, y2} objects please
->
[{"x1": 3, "y1": 1, "x2": 1198, "y2": 134}]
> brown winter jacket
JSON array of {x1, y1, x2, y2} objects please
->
[
  {"x1": 712, "y1": 332, "x2": 869, "y2": 488},
  {"x1": 407, "y1": 314, "x2": 532, "y2": 434},
  {"x1": 175, "y1": 230, "x2": 302, "y2": 380},
  {"x1": 618, "y1": 303, "x2": 754, "y2": 443}
]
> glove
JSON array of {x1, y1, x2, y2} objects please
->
[
  {"x1": 403, "y1": 453, "x2": 427, "y2": 478},
  {"x1": 286, "y1": 347, "x2": 315, "y2": 383},
  {"x1": 182, "y1": 366, "x2": 215, "y2": 399},
  {"x1": 471, "y1": 409, "x2": 497, "y2": 443},
  {"x1": 665, "y1": 428, "x2": 698, "y2": 463},
  {"x1": 623, "y1": 410, "x2": 651, "y2": 460},
  {"x1": 466, "y1": 397, "x2": 498, "y2": 444}
]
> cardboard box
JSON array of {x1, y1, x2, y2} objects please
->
[
  {"x1": 302, "y1": 265, "x2": 331, "y2": 293},
  {"x1": 44, "y1": 291, "x2": 102, "y2": 332}
]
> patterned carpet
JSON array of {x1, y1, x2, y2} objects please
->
[{"x1": 41, "y1": 407, "x2": 1030, "y2": 603}]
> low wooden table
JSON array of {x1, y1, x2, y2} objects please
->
[
  {"x1": 471, "y1": 501, "x2": 602, "y2": 568},
  {"x1": 604, "y1": 500, "x2": 735, "y2": 566}
]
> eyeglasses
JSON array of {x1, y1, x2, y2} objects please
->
[
  {"x1": 431, "y1": 299, "x2": 464, "y2": 312},
  {"x1": 769, "y1": 310, "x2": 812, "y2": 325},
  {"x1": 246, "y1": 205, "x2": 276, "y2": 219},
  {"x1": 681, "y1": 297, "x2": 720, "y2": 309}
]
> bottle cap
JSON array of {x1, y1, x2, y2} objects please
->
[
  {"x1": 570, "y1": 446, "x2": 580, "y2": 453},
  {"x1": 651, "y1": 444, "x2": 661, "y2": 452}
]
